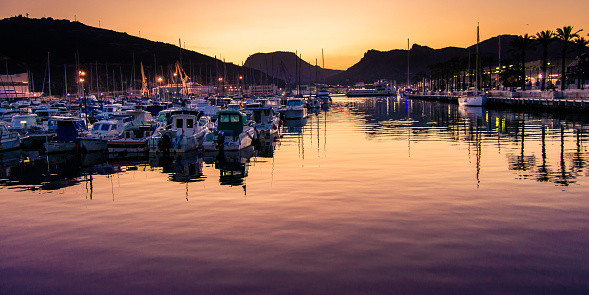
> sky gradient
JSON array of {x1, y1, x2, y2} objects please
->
[{"x1": 3, "y1": 0, "x2": 588, "y2": 70}]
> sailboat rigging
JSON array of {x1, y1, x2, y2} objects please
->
[{"x1": 459, "y1": 23, "x2": 487, "y2": 107}]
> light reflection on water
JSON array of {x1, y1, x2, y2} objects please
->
[{"x1": 1, "y1": 96, "x2": 589, "y2": 294}]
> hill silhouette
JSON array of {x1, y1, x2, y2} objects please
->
[
  {"x1": 1, "y1": 16, "x2": 581, "y2": 93},
  {"x1": 326, "y1": 35, "x2": 574, "y2": 85},
  {"x1": 244, "y1": 52, "x2": 341, "y2": 85},
  {"x1": 0, "y1": 16, "x2": 266, "y2": 96}
]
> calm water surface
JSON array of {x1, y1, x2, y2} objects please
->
[{"x1": 2, "y1": 96, "x2": 589, "y2": 294}]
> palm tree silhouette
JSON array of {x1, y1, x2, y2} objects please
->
[
  {"x1": 572, "y1": 37, "x2": 588, "y2": 89},
  {"x1": 556, "y1": 26, "x2": 583, "y2": 90},
  {"x1": 509, "y1": 34, "x2": 536, "y2": 90},
  {"x1": 536, "y1": 30, "x2": 555, "y2": 91}
]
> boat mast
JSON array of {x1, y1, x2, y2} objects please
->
[
  {"x1": 476, "y1": 23, "x2": 479, "y2": 92},
  {"x1": 48, "y1": 52, "x2": 51, "y2": 98},
  {"x1": 407, "y1": 39, "x2": 410, "y2": 89}
]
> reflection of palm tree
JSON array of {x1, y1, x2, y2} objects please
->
[
  {"x1": 572, "y1": 129, "x2": 586, "y2": 173},
  {"x1": 509, "y1": 34, "x2": 536, "y2": 90},
  {"x1": 556, "y1": 26, "x2": 582, "y2": 90},
  {"x1": 555, "y1": 127, "x2": 571, "y2": 186},
  {"x1": 536, "y1": 125, "x2": 550, "y2": 182},
  {"x1": 535, "y1": 30, "x2": 555, "y2": 91}
]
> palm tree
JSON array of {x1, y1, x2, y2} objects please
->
[
  {"x1": 509, "y1": 34, "x2": 536, "y2": 90},
  {"x1": 536, "y1": 30, "x2": 555, "y2": 90},
  {"x1": 556, "y1": 26, "x2": 583, "y2": 90},
  {"x1": 572, "y1": 37, "x2": 589, "y2": 89}
]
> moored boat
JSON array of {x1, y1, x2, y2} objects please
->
[
  {"x1": 107, "y1": 121, "x2": 160, "y2": 156},
  {"x1": 148, "y1": 110, "x2": 210, "y2": 154},
  {"x1": 78, "y1": 115, "x2": 134, "y2": 152},
  {"x1": 281, "y1": 98, "x2": 307, "y2": 119},
  {"x1": 202, "y1": 110, "x2": 256, "y2": 151},
  {"x1": 0, "y1": 122, "x2": 21, "y2": 151},
  {"x1": 44, "y1": 117, "x2": 88, "y2": 153}
]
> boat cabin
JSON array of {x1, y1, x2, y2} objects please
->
[
  {"x1": 217, "y1": 110, "x2": 247, "y2": 137},
  {"x1": 171, "y1": 110, "x2": 202, "y2": 137}
]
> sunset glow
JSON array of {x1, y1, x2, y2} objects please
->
[{"x1": 2, "y1": 0, "x2": 589, "y2": 69}]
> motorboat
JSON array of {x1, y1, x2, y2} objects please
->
[
  {"x1": 149, "y1": 110, "x2": 210, "y2": 154},
  {"x1": 316, "y1": 88, "x2": 332, "y2": 104},
  {"x1": 107, "y1": 121, "x2": 160, "y2": 155},
  {"x1": 44, "y1": 117, "x2": 88, "y2": 153},
  {"x1": 346, "y1": 80, "x2": 393, "y2": 97},
  {"x1": 281, "y1": 98, "x2": 307, "y2": 119},
  {"x1": 78, "y1": 115, "x2": 134, "y2": 152},
  {"x1": 202, "y1": 110, "x2": 256, "y2": 151},
  {"x1": 0, "y1": 121, "x2": 21, "y2": 151},
  {"x1": 245, "y1": 106, "x2": 281, "y2": 142}
]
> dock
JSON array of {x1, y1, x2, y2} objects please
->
[{"x1": 404, "y1": 89, "x2": 589, "y2": 111}]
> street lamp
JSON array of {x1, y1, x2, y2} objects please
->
[
  {"x1": 157, "y1": 77, "x2": 163, "y2": 100},
  {"x1": 78, "y1": 70, "x2": 88, "y2": 124}
]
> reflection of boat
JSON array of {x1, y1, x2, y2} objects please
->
[
  {"x1": 254, "y1": 132, "x2": 280, "y2": 158},
  {"x1": 204, "y1": 146, "x2": 254, "y2": 187},
  {"x1": 0, "y1": 122, "x2": 21, "y2": 151},
  {"x1": 282, "y1": 117, "x2": 307, "y2": 133},
  {"x1": 202, "y1": 110, "x2": 256, "y2": 151},
  {"x1": 458, "y1": 105, "x2": 485, "y2": 119},
  {"x1": 164, "y1": 151, "x2": 205, "y2": 183}
]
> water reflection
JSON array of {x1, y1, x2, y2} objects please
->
[
  {"x1": 0, "y1": 150, "x2": 84, "y2": 191},
  {"x1": 150, "y1": 151, "x2": 205, "y2": 183},
  {"x1": 349, "y1": 96, "x2": 589, "y2": 186},
  {"x1": 204, "y1": 146, "x2": 254, "y2": 189}
]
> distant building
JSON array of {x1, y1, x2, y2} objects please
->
[{"x1": 0, "y1": 72, "x2": 42, "y2": 100}]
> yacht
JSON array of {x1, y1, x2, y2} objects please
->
[{"x1": 346, "y1": 80, "x2": 393, "y2": 97}]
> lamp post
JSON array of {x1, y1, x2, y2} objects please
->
[
  {"x1": 79, "y1": 70, "x2": 88, "y2": 124},
  {"x1": 239, "y1": 75, "x2": 243, "y2": 96},
  {"x1": 157, "y1": 77, "x2": 163, "y2": 101}
]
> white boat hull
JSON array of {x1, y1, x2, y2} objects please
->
[
  {"x1": 44, "y1": 142, "x2": 77, "y2": 153},
  {"x1": 283, "y1": 108, "x2": 307, "y2": 120},
  {"x1": 0, "y1": 136, "x2": 21, "y2": 151},
  {"x1": 458, "y1": 95, "x2": 487, "y2": 107},
  {"x1": 79, "y1": 138, "x2": 108, "y2": 152},
  {"x1": 202, "y1": 128, "x2": 256, "y2": 151}
]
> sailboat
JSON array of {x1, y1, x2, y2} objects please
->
[{"x1": 459, "y1": 24, "x2": 487, "y2": 107}]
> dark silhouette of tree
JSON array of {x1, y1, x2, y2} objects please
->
[
  {"x1": 509, "y1": 34, "x2": 536, "y2": 90},
  {"x1": 556, "y1": 26, "x2": 582, "y2": 90},
  {"x1": 572, "y1": 37, "x2": 588, "y2": 89},
  {"x1": 536, "y1": 30, "x2": 555, "y2": 91}
]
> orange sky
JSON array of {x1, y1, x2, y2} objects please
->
[{"x1": 3, "y1": 0, "x2": 588, "y2": 70}]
